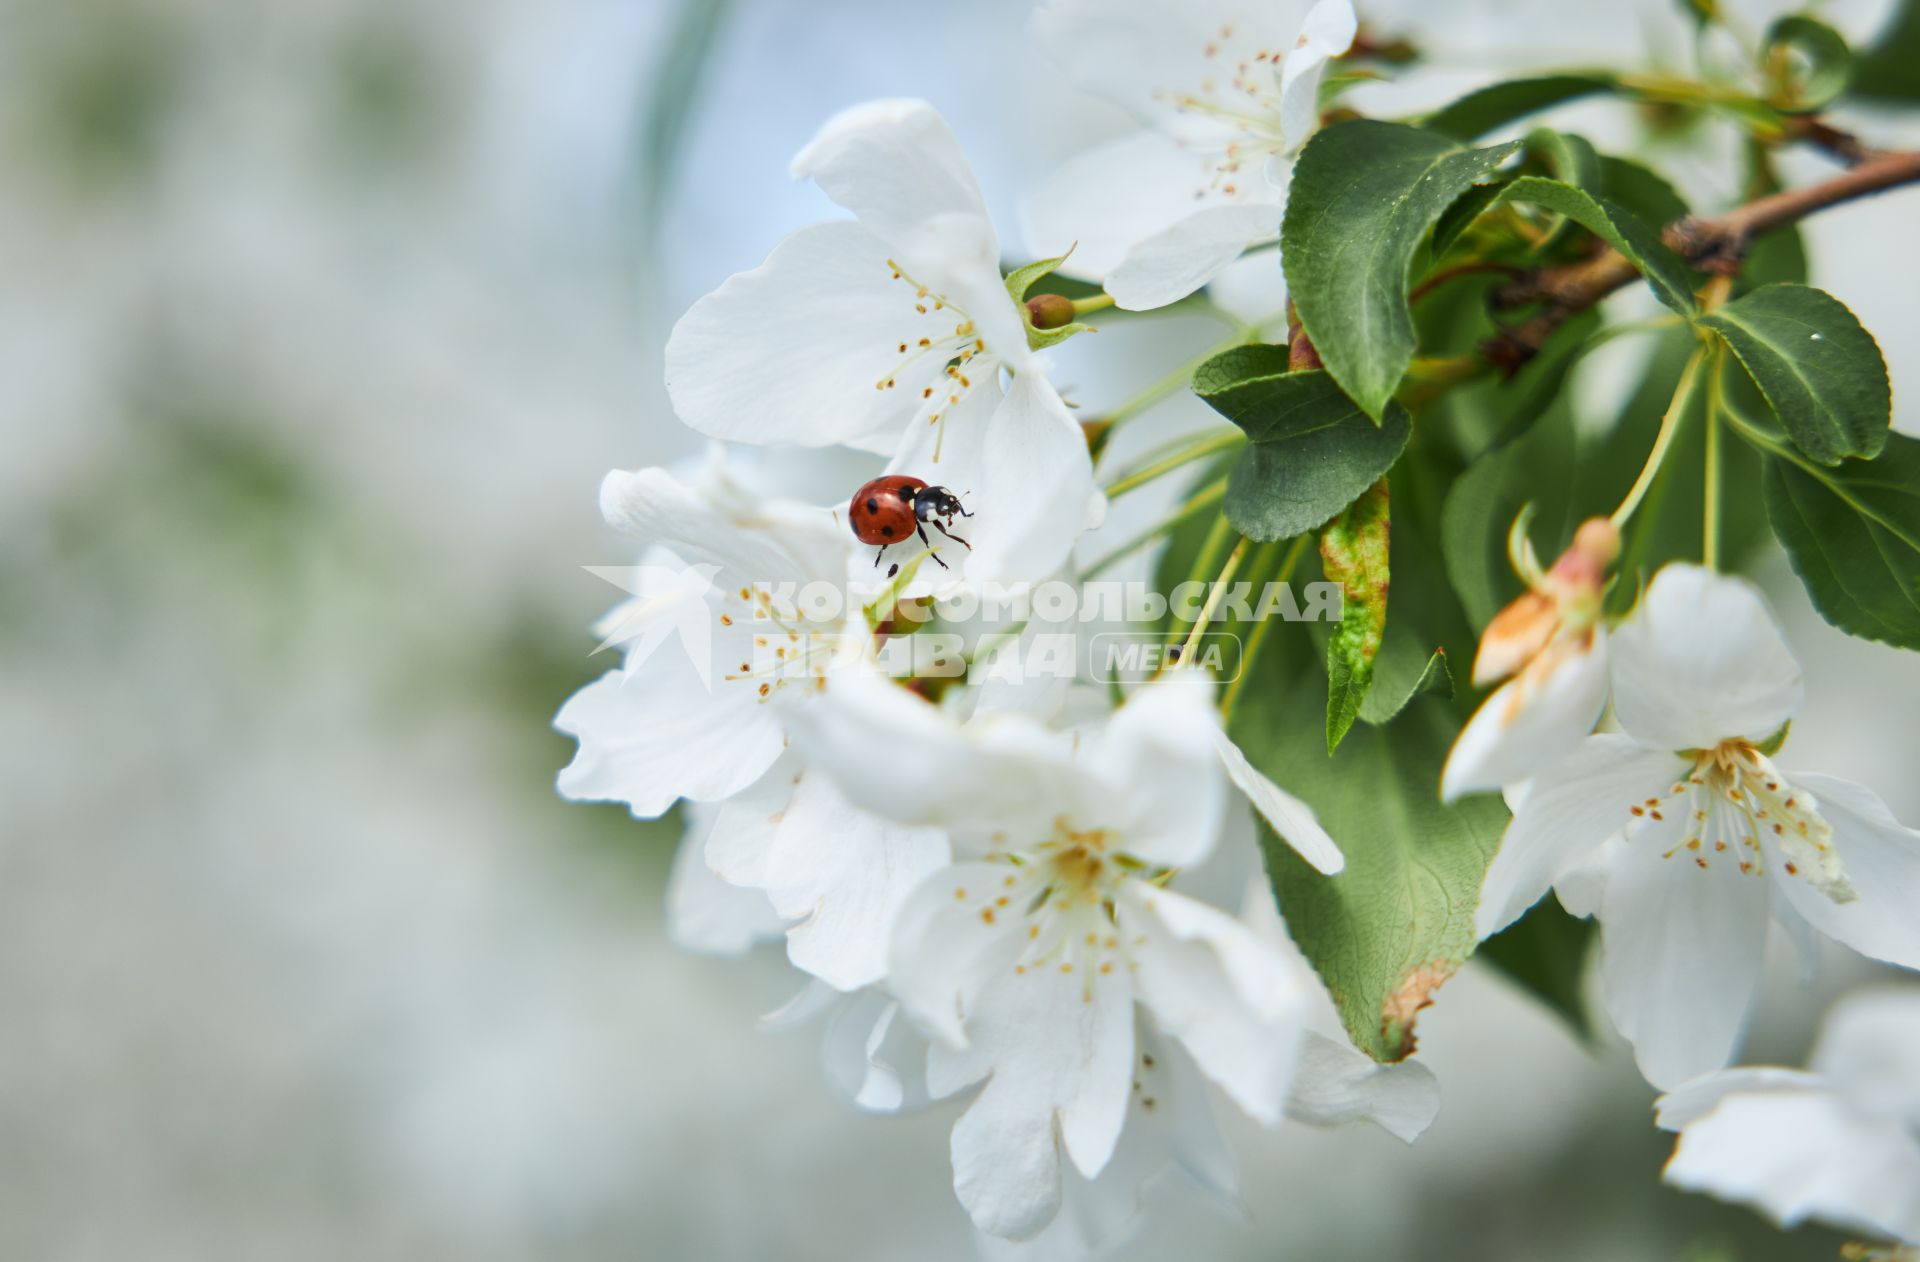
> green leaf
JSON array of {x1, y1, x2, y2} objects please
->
[
  {"x1": 1231, "y1": 632, "x2": 1507, "y2": 1062},
  {"x1": 1478, "y1": 901, "x2": 1596, "y2": 1040},
  {"x1": 1700, "y1": 283, "x2": 1889, "y2": 466},
  {"x1": 1357, "y1": 638, "x2": 1452, "y2": 724},
  {"x1": 1430, "y1": 177, "x2": 1512, "y2": 259},
  {"x1": 1423, "y1": 74, "x2": 1618, "y2": 141},
  {"x1": 1854, "y1": 0, "x2": 1920, "y2": 100},
  {"x1": 1595, "y1": 155, "x2": 1690, "y2": 226},
  {"x1": 1282, "y1": 121, "x2": 1519, "y2": 420},
  {"x1": 1760, "y1": 433, "x2": 1920, "y2": 650},
  {"x1": 1487, "y1": 175, "x2": 1698, "y2": 315},
  {"x1": 1523, "y1": 127, "x2": 1600, "y2": 191},
  {"x1": 1322, "y1": 480, "x2": 1391, "y2": 753},
  {"x1": 1193, "y1": 350, "x2": 1413, "y2": 542},
  {"x1": 1763, "y1": 14, "x2": 1852, "y2": 112}
]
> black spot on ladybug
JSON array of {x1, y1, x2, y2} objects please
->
[
  {"x1": 866, "y1": 498, "x2": 879, "y2": 513},
  {"x1": 881, "y1": 525, "x2": 895, "y2": 537}
]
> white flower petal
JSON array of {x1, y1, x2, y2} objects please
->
[
  {"x1": 664, "y1": 221, "x2": 943, "y2": 451},
  {"x1": 1276, "y1": 0, "x2": 1358, "y2": 145},
  {"x1": 1665, "y1": 1090, "x2": 1920, "y2": 1244},
  {"x1": 1811, "y1": 988, "x2": 1920, "y2": 1126},
  {"x1": 664, "y1": 824, "x2": 786, "y2": 956},
  {"x1": 762, "y1": 770, "x2": 950, "y2": 991},
  {"x1": 889, "y1": 861, "x2": 1034, "y2": 1049},
  {"x1": 1285, "y1": 1031, "x2": 1441, "y2": 1144},
  {"x1": 554, "y1": 666, "x2": 782, "y2": 816},
  {"x1": 1654, "y1": 1067, "x2": 1826, "y2": 1132},
  {"x1": 1022, "y1": 130, "x2": 1222, "y2": 281},
  {"x1": 1598, "y1": 816, "x2": 1773, "y2": 1090},
  {"x1": 1120, "y1": 881, "x2": 1309, "y2": 1125},
  {"x1": 599, "y1": 465, "x2": 849, "y2": 582},
  {"x1": 791, "y1": 99, "x2": 1027, "y2": 363},
  {"x1": 821, "y1": 990, "x2": 931, "y2": 1114},
  {"x1": 700, "y1": 755, "x2": 799, "y2": 889},
  {"x1": 1769, "y1": 773, "x2": 1920, "y2": 972},
  {"x1": 1442, "y1": 629, "x2": 1612, "y2": 802},
  {"x1": 980, "y1": 1025, "x2": 1236, "y2": 1262},
  {"x1": 968, "y1": 372, "x2": 1103, "y2": 584},
  {"x1": 941, "y1": 949, "x2": 1135, "y2": 1240},
  {"x1": 1212, "y1": 727, "x2": 1344, "y2": 874},
  {"x1": 1086, "y1": 673, "x2": 1229, "y2": 868},
  {"x1": 791, "y1": 98, "x2": 993, "y2": 260},
  {"x1": 1610, "y1": 564, "x2": 1802, "y2": 750},
  {"x1": 1031, "y1": 0, "x2": 1298, "y2": 141},
  {"x1": 1106, "y1": 202, "x2": 1281, "y2": 311},
  {"x1": 1476, "y1": 733, "x2": 1680, "y2": 937},
  {"x1": 786, "y1": 665, "x2": 1074, "y2": 845}
]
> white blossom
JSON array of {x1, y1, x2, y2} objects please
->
[
  {"x1": 1657, "y1": 988, "x2": 1920, "y2": 1247},
  {"x1": 1027, "y1": 0, "x2": 1356, "y2": 309},
  {"x1": 665, "y1": 99, "x2": 1102, "y2": 583},
  {"x1": 556, "y1": 461, "x2": 947, "y2": 991},
  {"x1": 1478, "y1": 564, "x2": 1920, "y2": 1089}
]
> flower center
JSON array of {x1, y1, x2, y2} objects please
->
[
  {"x1": 1627, "y1": 739, "x2": 1855, "y2": 901},
  {"x1": 874, "y1": 258, "x2": 993, "y2": 461},
  {"x1": 949, "y1": 817, "x2": 1172, "y2": 999},
  {"x1": 1152, "y1": 25, "x2": 1298, "y2": 199},
  {"x1": 717, "y1": 583, "x2": 847, "y2": 703}
]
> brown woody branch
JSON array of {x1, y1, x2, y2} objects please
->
[{"x1": 1481, "y1": 145, "x2": 1920, "y2": 371}]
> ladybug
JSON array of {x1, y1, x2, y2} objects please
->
[{"x1": 847, "y1": 475, "x2": 972, "y2": 570}]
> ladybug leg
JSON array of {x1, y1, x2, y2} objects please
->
[
  {"x1": 872, "y1": 543, "x2": 887, "y2": 569},
  {"x1": 916, "y1": 523, "x2": 951, "y2": 569},
  {"x1": 931, "y1": 519, "x2": 971, "y2": 550}
]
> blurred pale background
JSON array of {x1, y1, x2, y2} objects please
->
[{"x1": 3, "y1": 1, "x2": 1918, "y2": 1259}]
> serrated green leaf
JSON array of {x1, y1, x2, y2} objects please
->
[
  {"x1": 1322, "y1": 481, "x2": 1390, "y2": 753},
  {"x1": 1231, "y1": 631, "x2": 1506, "y2": 1062},
  {"x1": 1192, "y1": 351, "x2": 1414, "y2": 542},
  {"x1": 1423, "y1": 74, "x2": 1619, "y2": 141},
  {"x1": 1430, "y1": 177, "x2": 1513, "y2": 259},
  {"x1": 1282, "y1": 121, "x2": 1519, "y2": 420},
  {"x1": 1763, "y1": 14, "x2": 1852, "y2": 112},
  {"x1": 1699, "y1": 283, "x2": 1889, "y2": 465},
  {"x1": 1759, "y1": 432, "x2": 1920, "y2": 650},
  {"x1": 1487, "y1": 175, "x2": 1698, "y2": 315}
]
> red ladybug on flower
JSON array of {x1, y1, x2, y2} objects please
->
[{"x1": 846, "y1": 475, "x2": 971, "y2": 571}]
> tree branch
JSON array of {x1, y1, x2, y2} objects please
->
[{"x1": 1483, "y1": 146, "x2": 1920, "y2": 369}]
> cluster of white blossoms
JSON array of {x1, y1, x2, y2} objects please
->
[
  {"x1": 552, "y1": 0, "x2": 1920, "y2": 1254},
  {"x1": 1450, "y1": 551, "x2": 1920, "y2": 1251}
]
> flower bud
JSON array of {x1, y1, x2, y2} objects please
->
[
  {"x1": 1444, "y1": 516, "x2": 1620, "y2": 801},
  {"x1": 1025, "y1": 292, "x2": 1077, "y2": 331},
  {"x1": 1471, "y1": 516, "x2": 1617, "y2": 687}
]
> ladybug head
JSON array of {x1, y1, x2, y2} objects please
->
[{"x1": 913, "y1": 485, "x2": 971, "y2": 521}]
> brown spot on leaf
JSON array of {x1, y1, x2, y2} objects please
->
[{"x1": 1380, "y1": 962, "x2": 1455, "y2": 1060}]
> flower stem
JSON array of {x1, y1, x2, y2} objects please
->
[
  {"x1": 1219, "y1": 533, "x2": 1309, "y2": 720},
  {"x1": 1081, "y1": 477, "x2": 1227, "y2": 578},
  {"x1": 1104, "y1": 429, "x2": 1244, "y2": 498},
  {"x1": 1703, "y1": 347, "x2": 1726, "y2": 570},
  {"x1": 1072, "y1": 293, "x2": 1116, "y2": 317},
  {"x1": 1176, "y1": 534, "x2": 1251, "y2": 668},
  {"x1": 1097, "y1": 330, "x2": 1257, "y2": 439},
  {"x1": 1610, "y1": 344, "x2": 1707, "y2": 530}
]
